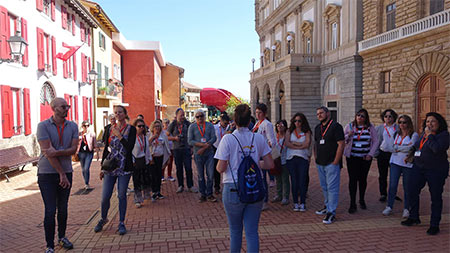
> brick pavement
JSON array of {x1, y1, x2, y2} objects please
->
[{"x1": 1, "y1": 158, "x2": 449, "y2": 252}]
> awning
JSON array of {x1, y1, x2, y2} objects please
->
[{"x1": 200, "y1": 88, "x2": 240, "y2": 112}]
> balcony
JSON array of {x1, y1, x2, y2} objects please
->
[
  {"x1": 97, "y1": 83, "x2": 122, "y2": 100},
  {"x1": 359, "y1": 9, "x2": 450, "y2": 52},
  {"x1": 250, "y1": 53, "x2": 321, "y2": 80}
]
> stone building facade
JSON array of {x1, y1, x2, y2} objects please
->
[
  {"x1": 249, "y1": 0, "x2": 363, "y2": 126},
  {"x1": 359, "y1": 0, "x2": 450, "y2": 127}
]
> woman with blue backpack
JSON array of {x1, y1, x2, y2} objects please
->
[{"x1": 215, "y1": 104, "x2": 274, "y2": 253}]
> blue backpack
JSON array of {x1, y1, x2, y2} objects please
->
[{"x1": 230, "y1": 133, "x2": 265, "y2": 203}]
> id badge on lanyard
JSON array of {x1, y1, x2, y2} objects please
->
[
  {"x1": 320, "y1": 139, "x2": 325, "y2": 145},
  {"x1": 201, "y1": 138, "x2": 206, "y2": 143}
]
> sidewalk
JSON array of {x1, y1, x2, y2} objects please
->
[{"x1": 1, "y1": 159, "x2": 449, "y2": 252}]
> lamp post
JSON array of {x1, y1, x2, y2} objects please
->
[
  {"x1": 0, "y1": 31, "x2": 28, "y2": 64},
  {"x1": 251, "y1": 58, "x2": 255, "y2": 72},
  {"x1": 260, "y1": 52, "x2": 264, "y2": 67},
  {"x1": 286, "y1": 35, "x2": 292, "y2": 54},
  {"x1": 272, "y1": 45, "x2": 276, "y2": 62},
  {"x1": 88, "y1": 69, "x2": 98, "y2": 83}
]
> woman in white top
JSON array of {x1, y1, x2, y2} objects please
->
[
  {"x1": 149, "y1": 120, "x2": 171, "y2": 201},
  {"x1": 131, "y1": 118, "x2": 152, "y2": 207},
  {"x1": 76, "y1": 120, "x2": 97, "y2": 190},
  {"x1": 161, "y1": 118, "x2": 175, "y2": 181},
  {"x1": 215, "y1": 104, "x2": 273, "y2": 253},
  {"x1": 272, "y1": 120, "x2": 290, "y2": 205},
  {"x1": 381, "y1": 115, "x2": 418, "y2": 218},
  {"x1": 285, "y1": 113, "x2": 312, "y2": 212}
]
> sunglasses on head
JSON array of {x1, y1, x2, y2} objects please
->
[
  {"x1": 195, "y1": 115, "x2": 204, "y2": 118},
  {"x1": 357, "y1": 114, "x2": 366, "y2": 118},
  {"x1": 137, "y1": 125, "x2": 145, "y2": 128}
]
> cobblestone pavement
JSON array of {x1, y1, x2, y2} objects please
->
[{"x1": 1, "y1": 158, "x2": 449, "y2": 252}]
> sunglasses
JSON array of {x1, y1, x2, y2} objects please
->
[
  {"x1": 60, "y1": 105, "x2": 71, "y2": 110},
  {"x1": 384, "y1": 115, "x2": 392, "y2": 118},
  {"x1": 82, "y1": 125, "x2": 89, "y2": 127},
  {"x1": 195, "y1": 115, "x2": 204, "y2": 118},
  {"x1": 357, "y1": 114, "x2": 366, "y2": 118},
  {"x1": 294, "y1": 120, "x2": 302, "y2": 123},
  {"x1": 398, "y1": 121, "x2": 407, "y2": 125},
  {"x1": 137, "y1": 125, "x2": 145, "y2": 128}
]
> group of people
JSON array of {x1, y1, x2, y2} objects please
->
[{"x1": 36, "y1": 97, "x2": 448, "y2": 253}]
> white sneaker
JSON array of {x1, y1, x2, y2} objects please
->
[
  {"x1": 299, "y1": 203, "x2": 306, "y2": 212},
  {"x1": 262, "y1": 203, "x2": 268, "y2": 211},
  {"x1": 135, "y1": 203, "x2": 142, "y2": 208},
  {"x1": 402, "y1": 209, "x2": 410, "y2": 218},
  {"x1": 293, "y1": 203, "x2": 300, "y2": 212},
  {"x1": 382, "y1": 206, "x2": 392, "y2": 216}
]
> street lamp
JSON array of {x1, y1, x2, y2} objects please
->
[
  {"x1": 251, "y1": 58, "x2": 255, "y2": 72},
  {"x1": 0, "y1": 31, "x2": 28, "y2": 64},
  {"x1": 286, "y1": 35, "x2": 292, "y2": 54},
  {"x1": 272, "y1": 45, "x2": 276, "y2": 62},
  {"x1": 88, "y1": 69, "x2": 98, "y2": 82}
]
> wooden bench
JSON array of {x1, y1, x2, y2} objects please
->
[{"x1": 0, "y1": 146, "x2": 39, "y2": 182}]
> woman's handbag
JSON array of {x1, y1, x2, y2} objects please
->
[
  {"x1": 72, "y1": 154, "x2": 79, "y2": 162},
  {"x1": 101, "y1": 157, "x2": 117, "y2": 172},
  {"x1": 269, "y1": 157, "x2": 283, "y2": 176}
]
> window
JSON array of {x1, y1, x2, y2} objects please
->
[
  {"x1": 97, "y1": 61, "x2": 102, "y2": 86},
  {"x1": 328, "y1": 77, "x2": 337, "y2": 95},
  {"x1": 306, "y1": 37, "x2": 311, "y2": 54},
  {"x1": 381, "y1": 71, "x2": 391, "y2": 93},
  {"x1": 327, "y1": 101, "x2": 338, "y2": 122},
  {"x1": 331, "y1": 22, "x2": 338, "y2": 50},
  {"x1": 42, "y1": 0, "x2": 51, "y2": 17},
  {"x1": 67, "y1": 13, "x2": 72, "y2": 33},
  {"x1": 430, "y1": 0, "x2": 444, "y2": 15},
  {"x1": 273, "y1": 0, "x2": 282, "y2": 9},
  {"x1": 43, "y1": 33, "x2": 52, "y2": 72},
  {"x1": 386, "y1": 3, "x2": 396, "y2": 31},
  {"x1": 263, "y1": 6, "x2": 269, "y2": 20},
  {"x1": 1, "y1": 85, "x2": 31, "y2": 137},
  {"x1": 113, "y1": 64, "x2": 121, "y2": 80},
  {"x1": 99, "y1": 32, "x2": 106, "y2": 50},
  {"x1": 104, "y1": 66, "x2": 109, "y2": 87}
]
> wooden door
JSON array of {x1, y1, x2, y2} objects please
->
[{"x1": 417, "y1": 75, "x2": 446, "y2": 128}]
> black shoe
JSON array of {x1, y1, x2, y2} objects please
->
[
  {"x1": 323, "y1": 212, "x2": 336, "y2": 224},
  {"x1": 348, "y1": 205, "x2": 357, "y2": 214},
  {"x1": 94, "y1": 219, "x2": 107, "y2": 232},
  {"x1": 215, "y1": 188, "x2": 220, "y2": 195},
  {"x1": 401, "y1": 218, "x2": 421, "y2": 226},
  {"x1": 315, "y1": 206, "x2": 327, "y2": 215},
  {"x1": 156, "y1": 193, "x2": 165, "y2": 199},
  {"x1": 359, "y1": 200, "x2": 367, "y2": 210},
  {"x1": 198, "y1": 196, "x2": 207, "y2": 203},
  {"x1": 427, "y1": 226, "x2": 440, "y2": 235},
  {"x1": 58, "y1": 237, "x2": 74, "y2": 250},
  {"x1": 395, "y1": 196, "x2": 402, "y2": 202},
  {"x1": 379, "y1": 195, "x2": 387, "y2": 202}
]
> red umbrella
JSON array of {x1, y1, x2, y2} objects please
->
[{"x1": 200, "y1": 88, "x2": 240, "y2": 112}]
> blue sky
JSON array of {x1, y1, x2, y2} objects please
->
[{"x1": 95, "y1": 0, "x2": 259, "y2": 100}]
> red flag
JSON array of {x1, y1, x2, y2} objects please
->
[{"x1": 56, "y1": 43, "x2": 82, "y2": 61}]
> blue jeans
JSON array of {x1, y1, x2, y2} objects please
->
[
  {"x1": 317, "y1": 163, "x2": 341, "y2": 215},
  {"x1": 173, "y1": 148, "x2": 194, "y2": 188},
  {"x1": 101, "y1": 173, "x2": 131, "y2": 222},
  {"x1": 38, "y1": 173, "x2": 73, "y2": 248},
  {"x1": 222, "y1": 183, "x2": 263, "y2": 253},
  {"x1": 388, "y1": 163, "x2": 412, "y2": 209},
  {"x1": 194, "y1": 150, "x2": 215, "y2": 197},
  {"x1": 287, "y1": 156, "x2": 309, "y2": 204},
  {"x1": 78, "y1": 152, "x2": 93, "y2": 185}
]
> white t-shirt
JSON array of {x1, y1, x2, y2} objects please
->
[
  {"x1": 213, "y1": 123, "x2": 228, "y2": 149},
  {"x1": 286, "y1": 131, "x2": 310, "y2": 161},
  {"x1": 389, "y1": 132, "x2": 419, "y2": 168},
  {"x1": 151, "y1": 134, "x2": 165, "y2": 157},
  {"x1": 214, "y1": 127, "x2": 271, "y2": 184},
  {"x1": 380, "y1": 124, "x2": 396, "y2": 152}
]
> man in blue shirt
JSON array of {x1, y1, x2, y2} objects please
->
[
  {"x1": 37, "y1": 97, "x2": 79, "y2": 252},
  {"x1": 188, "y1": 109, "x2": 217, "y2": 202}
]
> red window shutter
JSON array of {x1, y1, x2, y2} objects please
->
[
  {"x1": 0, "y1": 6, "x2": 11, "y2": 59},
  {"x1": 61, "y1": 6, "x2": 67, "y2": 29},
  {"x1": 63, "y1": 60, "x2": 68, "y2": 78},
  {"x1": 1, "y1": 85, "x2": 14, "y2": 138},
  {"x1": 71, "y1": 14, "x2": 75, "y2": 36},
  {"x1": 21, "y1": 18, "x2": 29, "y2": 66},
  {"x1": 37, "y1": 28, "x2": 45, "y2": 70},
  {"x1": 89, "y1": 98, "x2": 93, "y2": 124},
  {"x1": 15, "y1": 90, "x2": 21, "y2": 134},
  {"x1": 52, "y1": 36, "x2": 57, "y2": 75},
  {"x1": 73, "y1": 53, "x2": 77, "y2": 81},
  {"x1": 23, "y1": 88, "x2": 31, "y2": 135},
  {"x1": 80, "y1": 23, "x2": 85, "y2": 42},
  {"x1": 74, "y1": 95, "x2": 78, "y2": 123},
  {"x1": 82, "y1": 96, "x2": 87, "y2": 121},
  {"x1": 36, "y1": 0, "x2": 43, "y2": 12},
  {"x1": 88, "y1": 57, "x2": 91, "y2": 71},
  {"x1": 81, "y1": 53, "x2": 86, "y2": 82},
  {"x1": 51, "y1": 0, "x2": 55, "y2": 21},
  {"x1": 87, "y1": 29, "x2": 91, "y2": 46},
  {"x1": 64, "y1": 94, "x2": 72, "y2": 121}
]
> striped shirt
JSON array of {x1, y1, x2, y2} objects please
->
[{"x1": 351, "y1": 125, "x2": 371, "y2": 157}]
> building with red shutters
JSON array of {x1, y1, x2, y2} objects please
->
[{"x1": 0, "y1": 0, "x2": 98, "y2": 154}]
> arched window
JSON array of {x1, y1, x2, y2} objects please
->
[
  {"x1": 327, "y1": 77, "x2": 337, "y2": 95},
  {"x1": 40, "y1": 82, "x2": 56, "y2": 121}
]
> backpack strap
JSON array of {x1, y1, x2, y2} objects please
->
[{"x1": 230, "y1": 133, "x2": 255, "y2": 157}]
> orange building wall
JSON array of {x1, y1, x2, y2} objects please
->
[
  {"x1": 162, "y1": 64, "x2": 181, "y2": 120},
  {"x1": 122, "y1": 51, "x2": 156, "y2": 124}
]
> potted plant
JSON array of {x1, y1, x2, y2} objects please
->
[{"x1": 98, "y1": 87, "x2": 107, "y2": 95}]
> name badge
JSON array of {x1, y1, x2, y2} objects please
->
[
  {"x1": 107, "y1": 146, "x2": 111, "y2": 152},
  {"x1": 320, "y1": 139, "x2": 325, "y2": 145},
  {"x1": 414, "y1": 151, "x2": 421, "y2": 157},
  {"x1": 201, "y1": 138, "x2": 206, "y2": 143},
  {"x1": 355, "y1": 143, "x2": 362, "y2": 148}
]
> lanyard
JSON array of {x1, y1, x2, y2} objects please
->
[
  {"x1": 82, "y1": 133, "x2": 88, "y2": 145},
  {"x1": 355, "y1": 126, "x2": 366, "y2": 141},
  {"x1": 394, "y1": 135, "x2": 407, "y2": 145},
  {"x1": 178, "y1": 124, "x2": 183, "y2": 135},
  {"x1": 197, "y1": 122, "x2": 206, "y2": 137},
  {"x1": 253, "y1": 120, "x2": 263, "y2": 133},
  {"x1": 137, "y1": 135, "x2": 145, "y2": 151},
  {"x1": 109, "y1": 124, "x2": 127, "y2": 144},
  {"x1": 219, "y1": 126, "x2": 225, "y2": 139},
  {"x1": 419, "y1": 135, "x2": 428, "y2": 151},
  {"x1": 294, "y1": 129, "x2": 304, "y2": 139},
  {"x1": 277, "y1": 134, "x2": 285, "y2": 152},
  {"x1": 384, "y1": 123, "x2": 395, "y2": 138},
  {"x1": 320, "y1": 120, "x2": 333, "y2": 139},
  {"x1": 56, "y1": 123, "x2": 65, "y2": 146}
]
